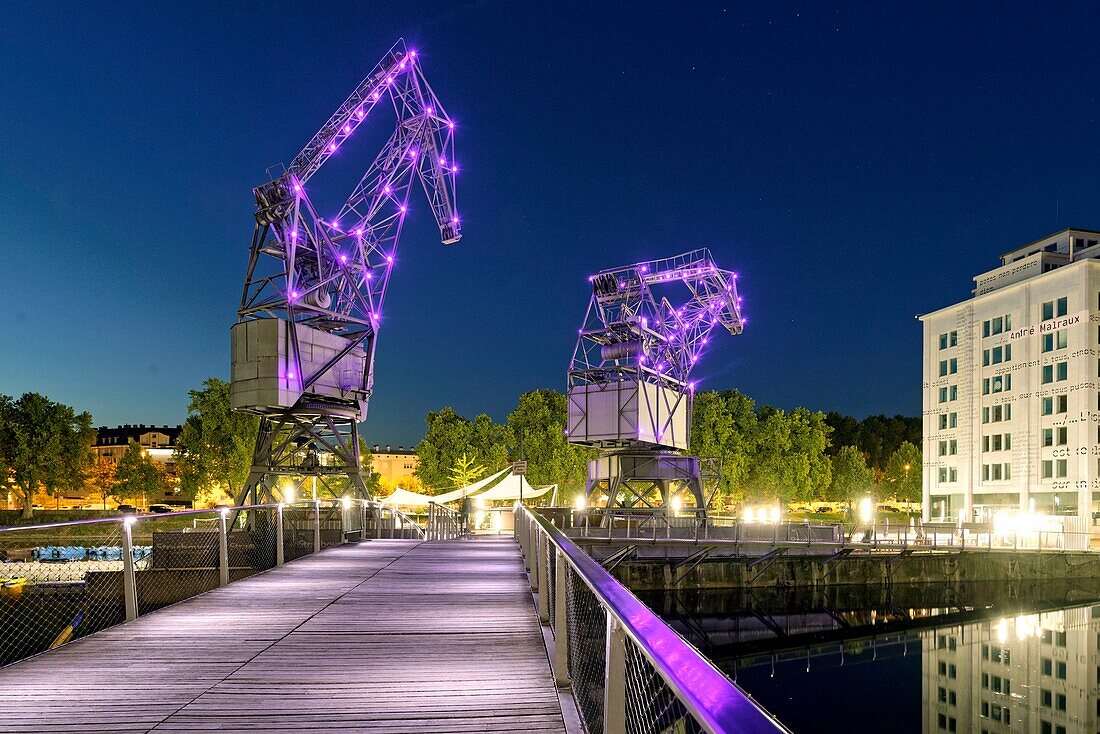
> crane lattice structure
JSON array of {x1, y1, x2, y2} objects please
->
[
  {"x1": 567, "y1": 249, "x2": 744, "y2": 513},
  {"x1": 231, "y1": 39, "x2": 460, "y2": 505}
]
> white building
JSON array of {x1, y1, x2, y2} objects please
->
[{"x1": 920, "y1": 228, "x2": 1100, "y2": 524}]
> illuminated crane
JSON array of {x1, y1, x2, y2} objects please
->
[
  {"x1": 231, "y1": 39, "x2": 460, "y2": 504},
  {"x1": 567, "y1": 249, "x2": 744, "y2": 512}
]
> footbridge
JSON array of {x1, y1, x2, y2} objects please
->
[{"x1": 0, "y1": 502, "x2": 785, "y2": 734}]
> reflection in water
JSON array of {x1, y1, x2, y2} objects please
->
[{"x1": 639, "y1": 581, "x2": 1100, "y2": 733}]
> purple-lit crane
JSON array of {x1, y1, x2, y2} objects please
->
[
  {"x1": 231, "y1": 39, "x2": 460, "y2": 504},
  {"x1": 567, "y1": 249, "x2": 744, "y2": 514}
]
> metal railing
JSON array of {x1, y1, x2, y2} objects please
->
[
  {"x1": 0, "y1": 498, "x2": 426, "y2": 668},
  {"x1": 558, "y1": 508, "x2": 1093, "y2": 554},
  {"x1": 426, "y1": 502, "x2": 464, "y2": 540},
  {"x1": 515, "y1": 505, "x2": 788, "y2": 734}
]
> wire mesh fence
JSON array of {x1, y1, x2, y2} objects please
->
[
  {"x1": 0, "y1": 520, "x2": 127, "y2": 667},
  {"x1": 623, "y1": 636, "x2": 705, "y2": 734},
  {"x1": 0, "y1": 499, "x2": 409, "y2": 670},
  {"x1": 566, "y1": 563, "x2": 607, "y2": 734}
]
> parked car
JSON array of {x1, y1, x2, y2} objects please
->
[
  {"x1": 148, "y1": 504, "x2": 174, "y2": 514},
  {"x1": 116, "y1": 504, "x2": 136, "y2": 513}
]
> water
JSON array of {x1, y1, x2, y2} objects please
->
[{"x1": 639, "y1": 580, "x2": 1100, "y2": 733}]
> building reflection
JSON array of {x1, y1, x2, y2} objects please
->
[{"x1": 924, "y1": 606, "x2": 1098, "y2": 734}]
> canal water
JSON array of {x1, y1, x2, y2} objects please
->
[{"x1": 640, "y1": 580, "x2": 1100, "y2": 733}]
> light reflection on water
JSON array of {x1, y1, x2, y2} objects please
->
[{"x1": 640, "y1": 581, "x2": 1100, "y2": 733}]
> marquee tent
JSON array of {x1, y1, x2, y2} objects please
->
[
  {"x1": 474, "y1": 473, "x2": 555, "y2": 502},
  {"x1": 378, "y1": 466, "x2": 513, "y2": 507}
]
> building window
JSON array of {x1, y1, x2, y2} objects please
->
[
  {"x1": 983, "y1": 315, "x2": 1012, "y2": 337},
  {"x1": 1056, "y1": 426, "x2": 1067, "y2": 445},
  {"x1": 949, "y1": 385, "x2": 957, "y2": 401},
  {"x1": 939, "y1": 414, "x2": 949, "y2": 430},
  {"x1": 949, "y1": 412, "x2": 957, "y2": 428},
  {"x1": 940, "y1": 387, "x2": 948, "y2": 403},
  {"x1": 1042, "y1": 329, "x2": 1068, "y2": 352},
  {"x1": 939, "y1": 440, "x2": 948, "y2": 456},
  {"x1": 939, "y1": 360, "x2": 948, "y2": 376},
  {"x1": 1042, "y1": 297, "x2": 1068, "y2": 321},
  {"x1": 1042, "y1": 362, "x2": 1066, "y2": 383}
]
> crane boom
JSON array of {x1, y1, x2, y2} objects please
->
[{"x1": 230, "y1": 39, "x2": 461, "y2": 505}]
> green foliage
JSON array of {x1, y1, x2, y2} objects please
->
[
  {"x1": 175, "y1": 378, "x2": 259, "y2": 502},
  {"x1": 0, "y1": 392, "x2": 95, "y2": 519},
  {"x1": 415, "y1": 408, "x2": 512, "y2": 490},
  {"x1": 823, "y1": 413, "x2": 921, "y2": 471},
  {"x1": 114, "y1": 440, "x2": 163, "y2": 503},
  {"x1": 449, "y1": 453, "x2": 486, "y2": 488},
  {"x1": 507, "y1": 389, "x2": 592, "y2": 493},
  {"x1": 826, "y1": 445, "x2": 875, "y2": 506},
  {"x1": 884, "y1": 441, "x2": 922, "y2": 501},
  {"x1": 744, "y1": 406, "x2": 832, "y2": 503},
  {"x1": 690, "y1": 390, "x2": 758, "y2": 503},
  {"x1": 357, "y1": 437, "x2": 383, "y2": 496},
  {"x1": 85, "y1": 456, "x2": 119, "y2": 510}
]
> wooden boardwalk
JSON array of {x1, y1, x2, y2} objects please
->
[{"x1": 0, "y1": 537, "x2": 567, "y2": 733}]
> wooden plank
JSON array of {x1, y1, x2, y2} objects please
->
[{"x1": 0, "y1": 538, "x2": 566, "y2": 734}]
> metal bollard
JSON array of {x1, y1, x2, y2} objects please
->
[
  {"x1": 276, "y1": 504, "x2": 285, "y2": 566},
  {"x1": 121, "y1": 517, "x2": 138, "y2": 622},
  {"x1": 218, "y1": 509, "x2": 230, "y2": 587}
]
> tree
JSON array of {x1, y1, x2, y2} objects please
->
[
  {"x1": 415, "y1": 407, "x2": 475, "y2": 489},
  {"x1": 85, "y1": 456, "x2": 119, "y2": 510},
  {"x1": 0, "y1": 392, "x2": 96, "y2": 519},
  {"x1": 357, "y1": 438, "x2": 383, "y2": 496},
  {"x1": 115, "y1": 440, "x2": 163, "y2": 507},
  {"x1": 175, "y1": 378, "x2": 259, "y2": 502},
  {"x1": 506, "y1": 389, "x2": 592, "y2": 493},
  {"x1": 826, "y1": 446, "x2": 874, "y2": 509},
  {"x1": 743, "y1": 407, "x2": 832, "y2": 503},
  {"x1": 414, "y1": 408, "x2": 511, "y2": 490},
  {"x1": 690, "y1": 390, "x2": 758, "y2": 503},
  {"x1": 884, "y1": 441, "x2": 922, "y2": 502},
  {"x1": 449, "y1": 453, "x2": 486, "y2": 488}
]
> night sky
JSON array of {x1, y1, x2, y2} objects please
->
[{"x1": 1, "y1": 2, "x2": 1098, "y2": 446}]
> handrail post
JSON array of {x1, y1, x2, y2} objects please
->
[
  {"x1": 554, "y1": 547, "x2": 570, "y2": 687},
  {"x1": 428, "y1": 503, "x2": 436, "y2": 541},
  {"x1": 218, "y1": 509, "x2": 230, "y2": 587},
  {"x1": 314, "y1": 501, "x2": 322, "y2": 553},
  {"x1": 276, "y1": 504, "x2": 285, "y2": 566},
  {"x1": 121, "y1": 518, "x2": 138, "y2": 622},
  {"x1": 603, "y1": 615, "x2": 628, "y2": 734},
  {"x1": 536, "y1": 533, "x2": 550, "y2": 623},
  {"x1": 531, "y1": 531, "x2": 541, "y2": 592},
  {"x1": 374, "y1": 503, "x2": 382, "y2": 539}
]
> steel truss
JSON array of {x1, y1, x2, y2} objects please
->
[
  {"x1": 234, "y1": 39, "x2": 459, "y2": 505},
  {"x1": 569, "y1": 250, "x2": 743, "y2": 515}
]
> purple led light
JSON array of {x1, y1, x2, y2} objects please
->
[
  {"x1": 329, "y1": 142, "x2": 337, "y2": 152},
  {"x1": 383, "y1": 185, "x2": 392, "y2": 194},
  {"x1": 343, "y1": 124, "x2": 350, "y2": 133},
  {"x1": 293, "y1": 183, "x2": 301, "y2": 192},
  {"x1": 448, "y1": 121, "x2": 455, "y2": 129},
  {"x1": 408, "y1": 149, "x2": 418, "y2": 159},
  {"x1": 366, "y1": 272, "x2": 374, "y2": 280},
  {"x1": 386, "y1": 255, "x2": 393, "y2": 263},
  {"x1": 289, "y1": 290, "x2": 299, "y2": 299},
  {"x1": 439, "y1": 157, "x2": 446, "y2": 165},
  {"x1": 399, "y1": 205, "x2": 408, "y2": 213},
  {"x1": 340, "y1": 254, "x2": 348, "y2": 264},
  {"x1": 357, "y1": 108, "x2": 364, "y2": 119},
  {"x1": 287, "y1": 371, "x2": 296, "y2": 380},
  {"x1": 425, "y1": 106, "x2": 434, "y2": 115},
  {"x1": 410, "y1": 50, "x2": 417, "y2": 57},
  {"x1": 354, "y1": 228, "x2": 363, "y2": 236}
]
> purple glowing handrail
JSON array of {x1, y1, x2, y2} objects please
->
[{"x1": 521, "y1": 506, "x2": 789, "y2": 734}]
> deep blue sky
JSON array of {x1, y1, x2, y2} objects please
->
[{"x1": 1, "y1": 2, "x2": 1098, "y2": 446}]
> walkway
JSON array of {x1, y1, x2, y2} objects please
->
[{"x1": 0, "y1": 537, "x2": 567, "y2": 733}]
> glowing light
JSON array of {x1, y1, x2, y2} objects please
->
[
  {"x1": 283, "y1": 485, "x2": 295, "y2": 504},
  {"x1": 575, "y1": 495, "x2": 586, "y2": 511},
  {"x1": 354, "y1": 228, "x2": 363, "y2": 236},
  {"x1": 342, "y1": 495, "x2": 352, "y2": 510},
  {"x1": 399, "y1": 205, "x2": 407, "y2": 213},
  {"x1": 290, "y1": 290, "x2": 299, "y2": 299},
  {"x1": 290, "y1": 231, "x2": 298, "y2": 240},
  {"x1": 220, "y1": 507, "x2": 230, "y2": 518},
  {"x1": 408, "y1": 149, "x2": 418, "y2": 159},
  {"x1": 343, "y1": 124, "x2": 350, "y2": 133},
  {"x1": 383, "y1": 185, "x2": 392, "y2": 194},
  {"x1": 448, "y1": 121, "x2": 454, "y2": 129},
  {"x1": 329, "y1": 142, "x2": 337, "y2": 152},
  {"x1": 357, "y1": 108, "x2": 364, "y2": 119},
  {"x1": 124, "y1": 515, "x2": 136, "y2": 527},
  {"x1": 286, "y1": 371, "x2": 296, "y2": 380},
  {"x1": 386, "y1": 255, "x2": 393, "y2": 263},
  {"x1": 743, "y1": 507, "x2": 755, "y2": 523},
  {"x1": 439, "y1": 157, "x2": 446, "y2": 165},
  {"x1": 670, "y1": 496, "x2": 682, "y2": 516},
  {"x1": 366, "y1": 272, "x2": 374, "y2": 280},
  {"x1": 858, "y1": 497, "x2": 873, "y2": 524},
  {"x1": 995, "y1": 618, "x2": 1008, "y2": 644},
  {"x1": 293, "y1": 183, "x2": 301, "y2": 192},
  {"x1": 426, "y1": 106, "x2": 434, "y2": 115},
  {"x1": 410, "y1": 50, "x2": 417, "y2": 57},
  {"x1": 340, "y1": 254, "x2": 348, "y2": 264}
]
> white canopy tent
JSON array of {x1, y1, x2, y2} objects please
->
[
  {"x1": 474, "y1": 474, "x2": 555, "y2": 502},
  {"x1": 379, "y1": 466, "x2": 513, "y2": 508},
  {"x1": 430, "y1": 466, "x2": 512, "y2": 504}
]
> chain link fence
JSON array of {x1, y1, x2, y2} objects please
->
[
  {"x1": 0, "y1": 499, "x2": 410, "y2": 669},
  {"x1": 566, "y1": 562, "x2": 608, "y2": 734},
  {"x1": 623, "y1": 636, "x2": 705, "y2": 734}
]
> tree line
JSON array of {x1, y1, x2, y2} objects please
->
[
  {"x1": 0, "y1": 380, "x2": 922, "y2": 519},
  {"x1": 413, "y1": 388, "x2": 923, "y2": 507}
]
